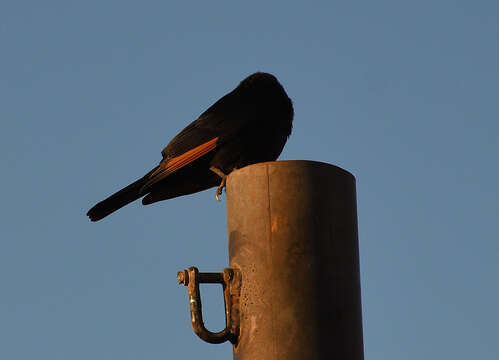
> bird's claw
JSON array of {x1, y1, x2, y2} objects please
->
[
  {"x1": 215, "y1": 178, "x2": 226, "y2": 202},
  {"x1": 210, "y1": 166, "x2": 227, "y2": 202}
]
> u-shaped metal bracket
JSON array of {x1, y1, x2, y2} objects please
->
[{"x1": 177, "y1": 267, "x2": 241, "y2": 344}]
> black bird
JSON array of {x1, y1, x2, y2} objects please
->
[{"x1": 87, "y1": 72, "x2": 293, "y2": 221}]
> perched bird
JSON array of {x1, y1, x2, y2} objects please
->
[{"x1": 87, "y1": 72, "x2": 293, "y2": 221}]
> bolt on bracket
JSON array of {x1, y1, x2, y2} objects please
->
[{"x1": 177, "y1": 266, "x2": 241, "y2": 344}]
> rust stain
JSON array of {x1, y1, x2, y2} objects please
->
[{"x1": 271, "y1": 216, "x2": 278, "y2": 233}]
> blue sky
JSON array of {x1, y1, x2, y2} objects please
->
[{"x1": 1, "y1": 1, "x2": 498, "y2": 359}]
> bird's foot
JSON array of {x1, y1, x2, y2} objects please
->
[
  {"x1": 215, "y1": 177, "x2": 226, "y2": 201},
  {"x1": 210, "y1": 166, "x2": 227, "y2": 202}
]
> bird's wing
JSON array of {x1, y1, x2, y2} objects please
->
[
  {"x1": 161, "y1": 89, "x2": 249, "y2": 158},
  {"x1": 141, "y1": 137, "x2": 219, "y2": 192},
  {"x1": 143, "y1": 89, "x2": 251, "y2": 192}
]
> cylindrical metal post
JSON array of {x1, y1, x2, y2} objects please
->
[{"x1": 226, "y1": 160, "x2": 363, "y2": 360}]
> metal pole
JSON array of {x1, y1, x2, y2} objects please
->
[{"x1": 226, "y1": 160, "x2": 363, "y2": 360}]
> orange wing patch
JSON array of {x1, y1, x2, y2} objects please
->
[
  {"x1": 142, "y1": 137, "x2": 219, "y2": 192},
  {"x1": 161, "y1": 137, "x2": 218, "y2": 175}
]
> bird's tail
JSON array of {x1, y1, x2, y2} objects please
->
[{"x1": 86, "y1": 167, "x2": 158, "y2": 222}]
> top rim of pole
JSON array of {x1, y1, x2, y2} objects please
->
[{"x1": 228, "y1": 160, "x2": 356, "y2": 182}]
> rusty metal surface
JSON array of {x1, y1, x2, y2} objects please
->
[
  {"x1": 226, "y1": 160, "x2": 363, "y2": 360},
  {"x1": 177, "y1": 267, "x2": 241, "y2": 344}
]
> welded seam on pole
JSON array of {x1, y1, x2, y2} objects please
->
[{"x1": 265, "y1": 164, "x2": 277, "y2": 359}]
